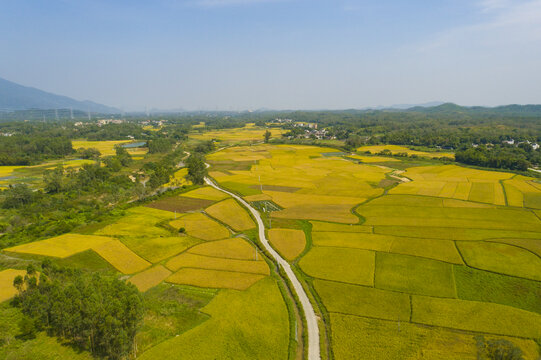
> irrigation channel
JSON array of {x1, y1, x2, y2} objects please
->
[{"x1": 204, "y1": 176, "x2": 321, "y2": 360}]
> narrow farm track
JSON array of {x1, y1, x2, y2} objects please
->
[{"x1": 204, "y1": 176, "x2": 321, "y2": 360}]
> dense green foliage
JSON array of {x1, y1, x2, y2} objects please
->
[
  {"x1": 455, "y1": 145, "x2": 539, "y2": 171},
  {"x1": 186, "y1": 153, "x2": 207, "y2": 185},
  {"x1": 13, "y1": 261, "x2": 144, "y2": 359},
  {"x1": 0, "y1": 135, "x2": 73, "y2": 165}
]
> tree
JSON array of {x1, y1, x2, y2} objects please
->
[
  {"x1": 2, "y1": 184, "x2": 35, "y2": 209},
  {"x1": 43, "y1": 165, "x2": 64, "y2": 193},
  {"x1": 264, "y1": 130, "x2": 271, "y2": 143},
  {"x1": 186, "y1": 153, "x2": 207, "y2": 185},
  {"x1": 148, "y1": 139, "x2": 173, "y2": 154},
  {"x1": 77, "y1": 147, "x2": 101, "y2": 159}
]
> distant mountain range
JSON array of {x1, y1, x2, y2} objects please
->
[{"x1": 0, "y1": 77, "x2": 119, "y2": 113}]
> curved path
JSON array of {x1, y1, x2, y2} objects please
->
[{"x1": 204, "y1": 176, "x2": 321, "y2": 360}]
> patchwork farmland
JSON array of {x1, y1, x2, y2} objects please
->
[{"x1": 1, "y1": 140, "x2": 540, "y2": 359}]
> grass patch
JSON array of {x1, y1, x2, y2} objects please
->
[
  {"x1": 299, "y1": 247, "x2": 375, "y2": 286},
  {"x1": 375, "y1": 252, "x2": 456, "y2": 298}
]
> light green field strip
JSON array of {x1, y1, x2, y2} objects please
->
[
  {"x1": 165, "y1": 252, "x2": 269, "y2": 275},
  {"x1": 411, "y1": 295, "x2": 541, "y2": 339},
  {"x1": 457, "y1": 241, "x2": 541, "y2": 281},
  {"x1": 375, "y1": 252, "x2": 456, "y2": 298},
  {"x1": 299, "y1": 247, "x2": 375, "y2": 286},
  {"x1": 374, "y1": 226, "x2": 541, "y2": 241},
  {"x1": 310, "y1": 221, "x2": 372, "y2": 233},
  {"x1": 314, "y1": 280, "x2": 410, "y2": 321},
  {"x1": 311, "y1": 232, "x2": 394, "y2": 252},
  {"x1": 329, "y1": 313, "x2": 540, "y2": 360},
  {"x1": 488, "y1": 238, "x2": 541, "y2": 258},
  {"x1": 0, "y1": 269, "x2": 27, "y2": 303}
]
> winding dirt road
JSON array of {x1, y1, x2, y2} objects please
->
[{"x1": 204, "y1": 176, "x2": 321, "y2": 360}]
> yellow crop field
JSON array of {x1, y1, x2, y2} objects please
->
[
  {"x1": 165, "y1": 252, "x2": 269, "y2": 275},
  {"x1": 311, "y1": 232, "x2": 394, "y2": 252},
  {"x1": 96, "y1": 207, "x2": 174, "y2": 237},
  {"x1": 0, "y1": 165, "x2": 25, "y2": 177},
  {"x1": 411, "y1": 295, "x2": 541, "y2": 339},
  {"x1": 315, "y1": 279, "x2": 410, "y2": 321},
  {"x1": 273, "y1": 204, "x2": 360, "y2": 223},
  {"x1": 357, "y1": 145, "x2": 454, "y2": 159},
  {"x1": 205, "y1": 199, "x2": 255, "y2": 231},
  {"x1": 121, "y1": 236, "x2": 202, "y2": 263},
  {"x1": 389, "y1": 165, "x2": 511, "y2": 205},
  {"x1": 503, "y1": 176, "x2": 541, "y2": 208},
  {"x1": 457, "y1": 241, "x2": 541, "y2": 281},
  {"x1": 490, "y1": 238, "x2": 541, "y2": 258},
  {"x1": 169, "y1": 212, "x2": 230, "y2": 240},
  {"x1": 190, "y1": 127, "x2": 283, "y2": 142},
  {"x1": 72, "y1": 140, "x2": 132, "y2": 156},
  {"x1": 181, "y1": 186, "x2": 230, "y2": 201},
  {"x1": 268, "y1": 228, "x2": 306, "y2": 260},
  {"x1": 299, "y1": 247, "x2": 375, "y2": 286},
  {"x1": 5, "y1": 233, "x2": 113, "y2": 258},
  {"x1": 375, "y1": 225, "x2": 541, "y2": 241},
  {"x1": 93, "y1": 240, "x2": 151, "y2": 274},
  {"x1": 188, "y1": 238, "x2": 258, "y2": 260},
  {"x1": 0, "y1": 269, "x2": 27, "y2": 303},
  {"x1": 166, "y1": 268, "x2": 265, "y2": 290},
  {"x1": 128, "y1": 265, "x2": 172, "y2": 292},
  {"x1": 139, "y1": 277, "x2": 289, "y2": 360},
  {"x1": 164, "y1": 168, "x2": 191, "y2": 187},
  {"x1": 347, "y1": 154, "x2": 400, "y2": 163}
]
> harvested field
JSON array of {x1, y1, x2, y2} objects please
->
[
  {"x1": 92, "y1": 240, "x2": 151, "y2": 274},
  {"x1": 129, "y1": 265, "x2": 172, "y2": 292},
  {"x1": 299, "y1": 247, "x2": 375, "y2": 286},
  {"x1": 205, "y1": 199, "x2": 255, "y2": 231},
  {"x1": 166, "y1": 268, "x2": 265, "y2": 290},
  {"x1": 267, "y1": 228, "x2": 306, "y2": 260},
  {"x1": 169, "y1": 213, "x2": 230, "y2": 241}
]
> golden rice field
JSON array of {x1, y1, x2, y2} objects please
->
[
  {"x1": 5, "y1": 234, "x2": 113, "y2": 258},
  {"x1": 165, "y1": 252, "x2": 269, "y2": 275},
  {"x1": 121, "y1": 235, "x2": 202, "y2": 263},
  {"x1": 169, "y1": 212, "x2": 230, "y2": 241},
  {"x1": 92, "y1": 240, "x2": 151, "y2": 274},
  {"x1": 205, "y1": 199, "x2": 255, "y2": 231},
  {"x1": 164, "y1": 168, "x2": 191, "y2": 187},
  {"x1": 189, "y1": 127, "x2": 283, "y2": 142},
  {"x1": 0, "y1": 269, "x2": 27, "y2": 303},
  {"x1": 0, "y1": 165, "x2": 25, "y2": 177},
  {"x1": 128, "y1": 265, "x2": 172, "y2": 292},
  {"x1": 187, "y1": 238, "x2": 258, "y2": 260},
  {"x1": 267, "y1": 228, "x2": 306, "y2": 260},
  {"x1": 347, "y1": 154, "x2": 401, "y2": 163},
  {"x1": 72, "y1": 140, "x2": 148, "y2": 157},
  {"x1": 357, "y1": 144, "x2": 455, "y2": 159},
  {"x1": 207, "y1": 144, "x2": 541, "y2": 358},
  {"x1": 181, "y1": 186, "x2": 229, "y2": 201},
  {"x1": 167, "y1": 268, "x2": 265, "y2": 290}
]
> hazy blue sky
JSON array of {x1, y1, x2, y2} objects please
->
[{"x1": 1, "y1": 0, "x2": 540, "y2": 110}]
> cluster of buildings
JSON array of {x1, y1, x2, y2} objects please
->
[{"x1": 473, "y1": 139, "x2": 540, "y2": 150}]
